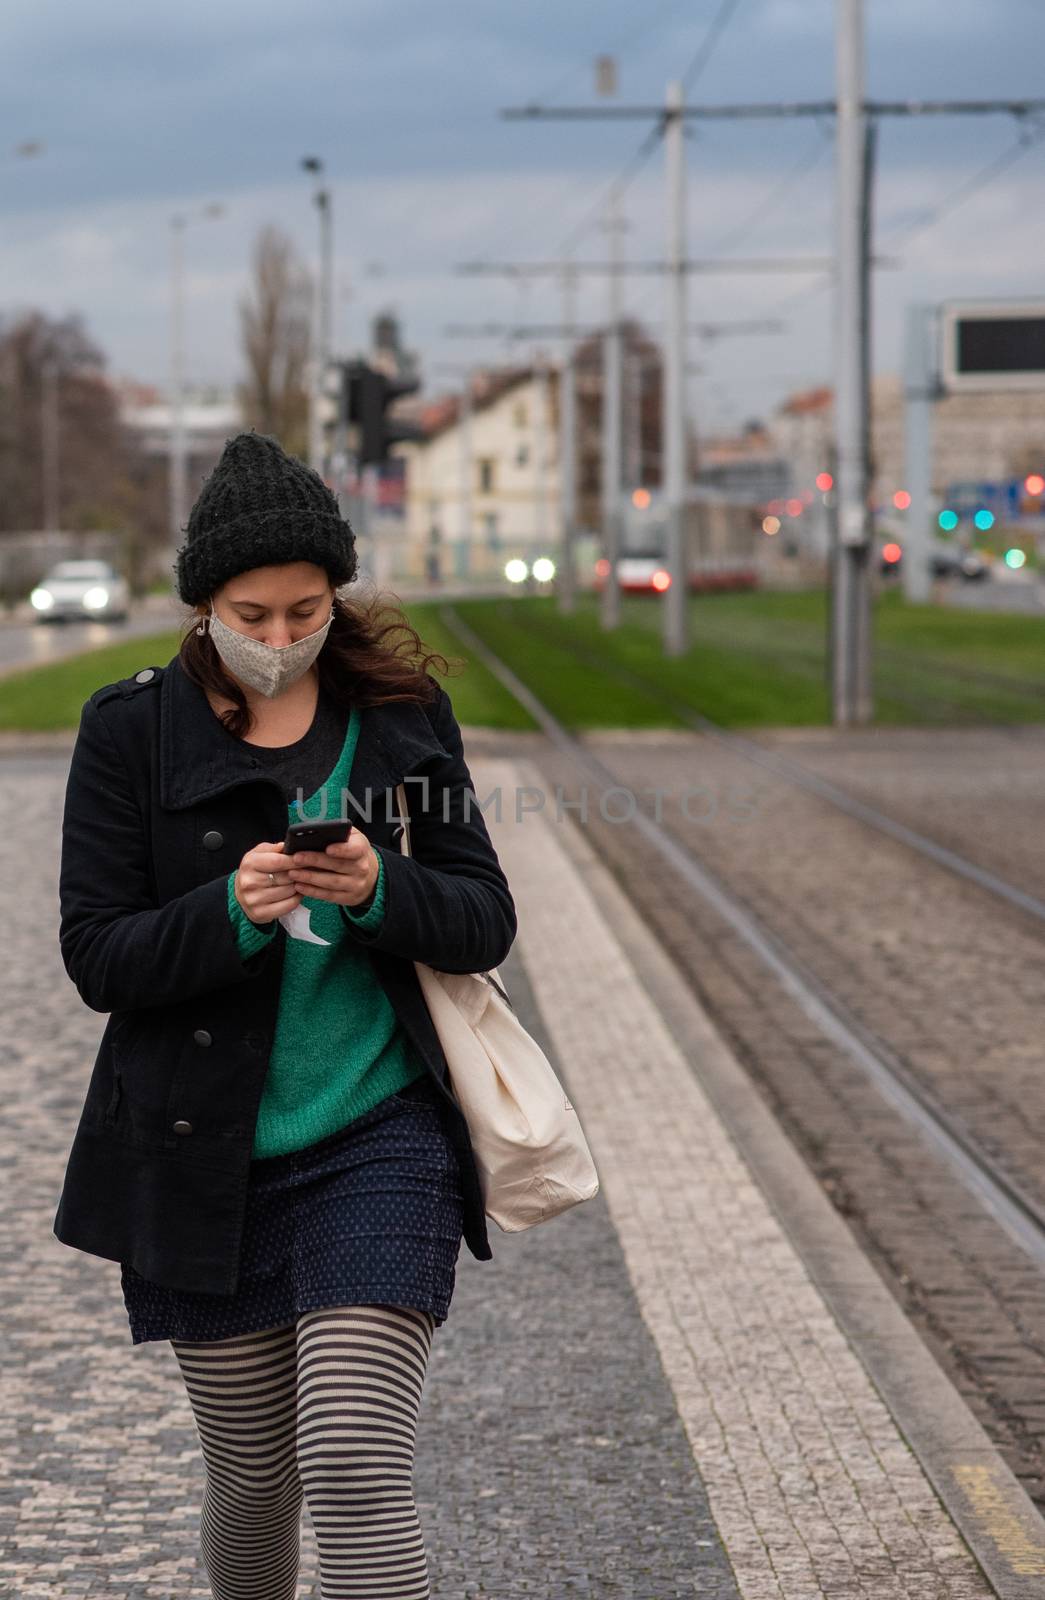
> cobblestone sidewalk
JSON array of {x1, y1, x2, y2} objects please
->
[
  {"x1": 483, "y1": 755, "x2": 995, "y2": 1600},
  {"x1": 0, "y1": 749, "x2": 1009, "y2": 1597}
]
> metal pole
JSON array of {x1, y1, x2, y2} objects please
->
[
  {"x1": 459, "y1": 372, "x2": 473, "y2": 580},
  {"x1": 664, "y1": 79, "x2": 689, "y2": 657},
  {"x1": 903, "y1": 303, "x2": 937, "y2": 604},
  {"x1": 600, "y1": 187, "x2": 623, "y2": 630},
  {"x1": 558, "y1": 263, "x2": 579, "y2": 615},
  {"x1": 534, "y1": 350, "x2": 549, "y2": 556},
  {"x1": 307, "y1": 282, "x2": 323, "y2": 472},
  {"x1": 40, "y1": 356, "x2": 60, "y2": 533},
  {"x1": 317, "y1": 185, "x2": 334, "y2": 478},
  {"x1": 852, "y1": 116, "x2": 876, "y2": 717},
  {"x1": 831, "y1": 0, "x2": 873, "y2": 725},
  {"x1": 302, "y1": 161, "x2": 326, "y2": 475},
  {"x1": 169, "y1": 216, "x2": 187, "y2": 545}
]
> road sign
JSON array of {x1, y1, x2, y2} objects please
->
[
  {"x1": 944, "y1": 479, "x2": 1036, "y2": 521},
  {"x1": 940, "y1": 299, "x2": 1045, "y2": 393}
]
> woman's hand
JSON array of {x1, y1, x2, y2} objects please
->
[
  {"x1": 233, "y1": 841, "x2": 302, "y2": 924},
  {"x1": 285, "y1": 833, "x2": 380, "y2": 908}
]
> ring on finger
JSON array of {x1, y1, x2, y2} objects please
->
[{"x1": 268, "y1": 871, "x2": 277, "y2": 887}]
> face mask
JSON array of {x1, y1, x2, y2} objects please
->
[{"x1": 200, "y1": 605, "x2": 335, "y2": 698}]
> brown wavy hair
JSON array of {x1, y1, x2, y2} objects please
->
[{"x1": 177, "y1": 587, "x2": 464, "y2": 739}]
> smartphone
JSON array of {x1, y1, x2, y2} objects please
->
[{"x1": 282, "y1": 819, "x2": 353, "y2": 855}]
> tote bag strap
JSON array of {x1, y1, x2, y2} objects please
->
[
  {"x1": 394, "y1": 782, "x2": 412, "y2": 857},
  {"x1": 394, "y1": 781, "x2": 513, "y2": 1010}
]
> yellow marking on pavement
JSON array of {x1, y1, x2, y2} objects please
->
[{"x1": 952, "y1": 1464, "x2": 1045, "y2": 1576}]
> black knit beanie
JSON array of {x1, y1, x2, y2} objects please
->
[{"x1": 173, "y1": 431, "x2": 357, "y2": 606}]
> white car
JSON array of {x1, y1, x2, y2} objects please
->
[{"x1": 30, "y1": 560, "x2": 131, "y2": 623}]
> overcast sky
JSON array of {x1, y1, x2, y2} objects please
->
[{"x1": 3, "y1": 0, "x2": 1045, "y2": 430}]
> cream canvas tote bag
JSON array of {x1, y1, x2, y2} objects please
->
[{"x1": 394, "y1": 782, "x2": 600, "y2": 1232}]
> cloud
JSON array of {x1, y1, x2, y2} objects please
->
[{"x1": 1, "y1": 0, "x2": 1044, "y2": 427}]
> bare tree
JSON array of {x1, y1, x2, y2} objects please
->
[
  {"x1": 0, "y1": 309, "x2": 169, "y2": 598},
  {"x1": 237, "y1": 226, "x2": 312, "y2": 458}
]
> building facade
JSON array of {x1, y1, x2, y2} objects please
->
[
  {"x1": 399, "y1": 321, "x2": 667, "y2": 583},
  {"x1": 401, "y1": 366, "x2": 561, "y2": 582}
]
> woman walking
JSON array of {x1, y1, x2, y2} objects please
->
[{"x1": 52, "y1": 432, "x2": 517, "y2": 1598}]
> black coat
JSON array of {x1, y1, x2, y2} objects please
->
[{"x1": 53, "y1": 655, "x2": 517, "y2": 1294}]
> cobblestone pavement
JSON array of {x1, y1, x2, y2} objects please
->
[
  {"x1": 2, "y1": 752, "x2": 723, "y2": 1598},
  {"x1": 523, "y1": 726, "x2": 1045, "y2": 1514},
  {"x1": 4, "y1": 743, "x2": 1014, "y2": 1597},
  {"x1": 483, "y1": 755, "x2": 994, "y2": 1600},
  {"x1": 752, "y1": 724, "x2": 1045, "y2": 903}
]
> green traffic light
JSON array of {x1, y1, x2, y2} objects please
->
[{"x1": 938, "y1": 509, "x2": 959, "y2": 531}]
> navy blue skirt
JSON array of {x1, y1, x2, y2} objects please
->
[{"x1": 120, "y1": 1073, "x2": 465, "y2": 1345}]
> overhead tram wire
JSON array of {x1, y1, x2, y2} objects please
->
[
  {"x1": 555, "y1": 118, "x2": 667, "y2": 261},
  {"x1": 620, "y1": 123, "x2": 836, "y2": 334},
  {"x1": 680, "y1": 0, "x2": 746, "y2": 97},
  {"x1": 701, "y1": 125, "x2": 835, "y2": 259},
  {"x1": 726, "y1": 109, "x2": 1045, "y2": 345},
  {"x1": 529, "y1": 0, "x2": 694, "y2": 111},
  {"x1": 881, "y1": 112, "x2": 1045, "y2": 255},
  {"x1": 538, "y1": 0, "x2": 750, "y2": 272},
  {"x1": 460, "y1": 0, "x2": 711, "y2": 332},
  {"x1": 556, "y1": 0, "x2": 749, "y2": 259}
]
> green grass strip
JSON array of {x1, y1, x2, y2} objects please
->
[{"x1": 0, "y1": 602, "x2": 535, "y2": 732}]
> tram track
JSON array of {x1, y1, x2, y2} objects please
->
[
  {"x1": 441, "y1": 601, "x2": 1045, "y2": 1279},
  {"x1": 451, "y1": 599, "x2": 1045, "y2": 928}
]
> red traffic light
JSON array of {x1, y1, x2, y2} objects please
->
[
  {"x1": 1025, "y1": 474, "x2": 1045, "y2": 497},
  {"x1": 815, "y1": 471, "x2": 833, "y2": 492}
]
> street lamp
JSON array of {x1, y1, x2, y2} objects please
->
[
  {"x1": 169, "y1": 203, "x2": 225, "y2": 546},
  {"x1": 301, "y1": 156, "x2": 333, "y2": 475}
]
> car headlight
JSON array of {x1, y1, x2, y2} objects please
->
[
  {"x1": 532, "y1": 557, "x2": 556, "y2": 582},
  {"x1": 82, "y1": 587, "x2": 110, "y2": 609},
  {"x1": 30, "y1": 588, "x2": 54, "y2": 610},
  {"x1": 504, "y1": 559, "x2": 528, "y2": 584}
]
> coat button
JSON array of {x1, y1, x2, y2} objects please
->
[
  {"x1": 193, "y1": 1028, "x2": 212, "y2": 1046},
  {"x1": 134, "y1": 668, "x2": 155, "y2": 683},
  {"x1": 202, "y1": 829, "x2": 223, "y2": 850},
  {"x1": 172, "y1": 1119, "x2": 193, "y2": 1135}
]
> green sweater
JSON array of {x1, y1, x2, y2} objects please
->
[{"x1": 226, "y1": 703, "x2": 426, "y2": 1159}]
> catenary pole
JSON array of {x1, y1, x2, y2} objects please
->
[
  {"x1": 302, "y1": 158, "x2": 331, "y2": 476},
  {"x1": 40, "y1": 356, "x2": 60, "y2": 534},
  {"x1": 558, "y1": 264, "x2": 579, "y2": 615},
  {"x1": 169, "y1": 216, "x2": 187, "y2": 547},
  {"x1": 664, "y1": 80, "x2": 689, "y2": 657},
  {"x1": 458, "y1": 371, "x2": 473, "y2": 580},
  {"x1": 832, "y1": 0, "x2": 873, "y2": 725},
  {"x1": 903, "y1": 303, "x2": 937, "y2": 605},
  {"x1": 318, "y1": 186, "x2": 334, "y2": 477},
  {"x1": 501, "y1": 81, "x2": 1045, "y2": 697},
  {"x1": 534, "y1": 348, "x2": 550, "y2": 558},
  {"x1": 600, "y1": 187, "x2": 624, "y2": 630}
]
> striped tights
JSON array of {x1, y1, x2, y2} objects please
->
[{"x1": 171, "y1": 1304, "x2": 436, "y2": 1600}]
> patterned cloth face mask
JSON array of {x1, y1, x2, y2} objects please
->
[{"x1": 198, "y1": 604, "x2": 335, "y2": 698}]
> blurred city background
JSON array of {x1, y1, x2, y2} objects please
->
[{"x1": 3, "y1": 0, "x2": 1045, "y2": 734}]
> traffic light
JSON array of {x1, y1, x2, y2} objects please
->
[{"x1": 339, "y1": 360, "x2": 423, "y2": 466}]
